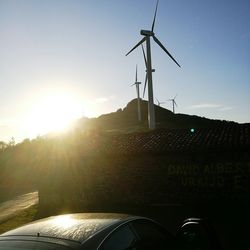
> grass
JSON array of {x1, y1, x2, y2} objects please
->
[{"x1": 0, "y1": 204, "x2": 38, "y2": 234}]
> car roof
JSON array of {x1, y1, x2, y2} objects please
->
[{"x1": 0, "y1": 213, "x2": 142, "y2": 244}]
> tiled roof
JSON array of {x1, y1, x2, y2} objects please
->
[{"x1": 81, "y1": 123, "x2": 250, "y2": 154}]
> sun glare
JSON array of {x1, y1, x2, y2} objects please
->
[
  {"x1": 53, "y1": 215, "x2": 77, "y2": 228},
  {"x1": 24, "y1": 92, "x2": 84, "y2": 137}
]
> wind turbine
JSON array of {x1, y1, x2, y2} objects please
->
[
  {"x1": 155, "y1": 97, "x2": 165, "y2": 106},
  {"x1": 126, "y1": 0, "x2": 180, "y2": 129},
  {"x1": 167, "y1": 94, "x2": 178, "y2": 113},
  {"x1": 131, "y1": 65, "x2": 142, "y2": 122}
]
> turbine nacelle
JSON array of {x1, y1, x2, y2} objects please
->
[
  {"x1": 146, "y1": 69, "x2": 155, "y2": 72},
  {"x1": 140, "y1": 30, "x2": 154, "y2": 36}
]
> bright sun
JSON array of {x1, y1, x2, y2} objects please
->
[{"x1": 24, "y1": 92, "x2": 83, "y2": 137}]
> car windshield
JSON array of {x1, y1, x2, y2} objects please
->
[{"x1": 0, "y1": 240, "x2": 71, "y2": 250}]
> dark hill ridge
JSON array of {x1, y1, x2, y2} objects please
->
[
  {"x1": 84, "y1": 99, "x2": 239, "y2": 131},
  {"x1": 75, "y1": 99, "x2": 250, "y2": 154}
]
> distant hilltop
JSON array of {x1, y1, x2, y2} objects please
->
[{"x1": 78, "y1": 99, "x2": 244, "y2": 133}]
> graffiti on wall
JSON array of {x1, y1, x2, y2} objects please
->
[{"x1": 165, "y1": 162, "x2": 249, "y2": 196}]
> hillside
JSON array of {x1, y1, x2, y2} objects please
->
[
  {"x1": 80, "y1": 99, "x2": 239, "y2": 132},
  {"x1": 1, "y1": 98, "x2": 249, "y2": 205}
]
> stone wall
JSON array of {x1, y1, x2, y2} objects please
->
[{"x1": 38, "y1": 150, "x2": 250, "y2": 215}]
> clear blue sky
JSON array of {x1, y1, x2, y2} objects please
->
[{"x1": 0, "y1": 0, "x2": 249, "y2": 142}]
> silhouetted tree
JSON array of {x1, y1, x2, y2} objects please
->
[
  {"x1": 8, "y1": 137, "x2": 15, "y2": 147},
  {"x1": 0, "y1": 141, "x2": 7, "y2": 151}
]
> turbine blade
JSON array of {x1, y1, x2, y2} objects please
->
[
  {"x1": 131, "y1": 83, "x2": 136, "y2": 86},
  {"x1": 151, "y1": 0, "x2": 159, "y2": 32},
  {"x1": 141, "y1": 44, "x2": 147, "y2": 68},
  {"x1": 155, "y1": 97, "x2": 159, "y2": 103},
  {"x1": 126, "y1": 37, "x2": 147, "y2": 56},
  {"x1": 153, "y1": 36, "x2": 181, "y2": 67},
  {"x1": 143, "y1": 73, "x2": 148, "y2": 98},
  {"x1": 174, "y1": 94, "x2": 177, "y2": 100},
  {"x1": 174, "y1": 100, "x2": 178, "y2": 107}
]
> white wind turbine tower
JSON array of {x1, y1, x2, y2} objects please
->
[
  {"x1": 141, "y1": 44, "x2": 155, "y2": 99},
  {"x1": 131, "y1": 65, "x2": 142, "y2": 122},
  {"x1": 155, "y1": 97, "x2": 165, "y2": 106},
  {"x1": 126, "y1": 0, "x2": 180, "y2": 129},
  {"x1": 167, "y1": 94, "x2": 178, "y2": 113}
]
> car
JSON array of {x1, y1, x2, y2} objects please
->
[{"x1": 0, "y1": 213, "x2": 222, "y2": 250}]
